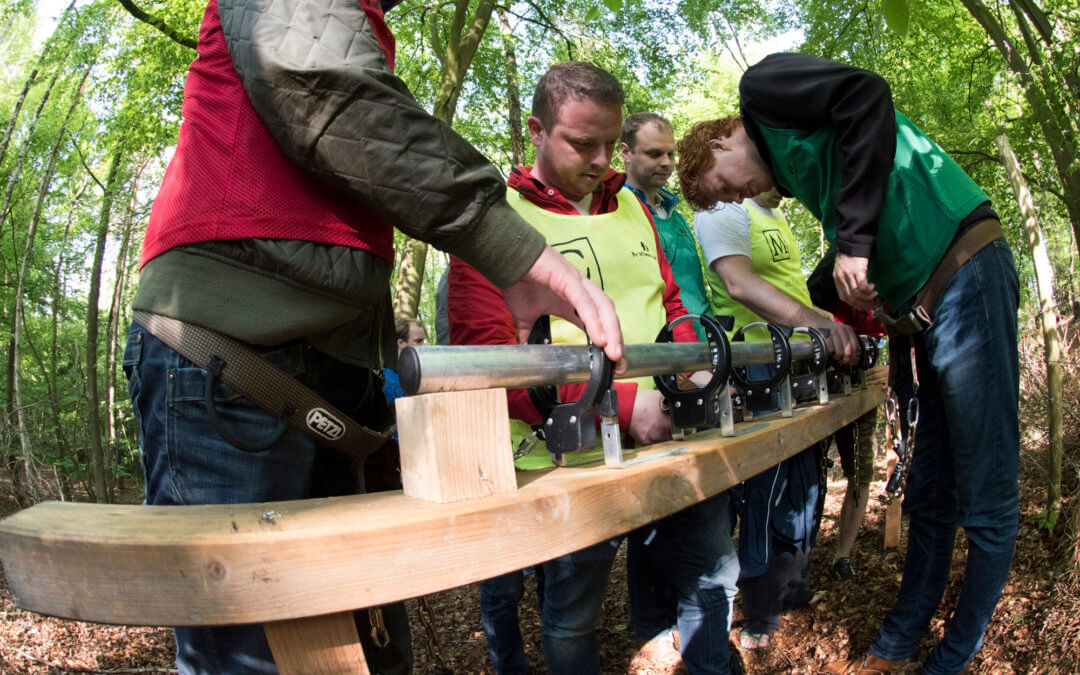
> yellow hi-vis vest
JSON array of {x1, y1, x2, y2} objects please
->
[
  {"x1": 705, "y1": 201, "x2": 812, "y2": 342},
  {"x1": 507, "y1": 187, "x2": 668, "y2": 468}
]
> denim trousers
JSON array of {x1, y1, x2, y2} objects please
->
[
  {"x1": 480, "y1": 493, "x2": 739, "y2": 674},
  {"x1": 628, "y1": 492, "x2": 740, "y2": 674},
  {"x1": 123, "y1": 323, "x2": 412, "y2": 674},
  {"x1": 479, "y1": 567, "x2": 544, "y2": 674},
  {"x1": 870, "y1": 239, "x2": 1020, "y2": 674}
]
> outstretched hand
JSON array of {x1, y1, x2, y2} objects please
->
[
  {"x1": 833, "y1": 252, "x2": 878, "y2": 311},
  {"x1": 502, "y1": 246, "x2": 626, "y2": 365},
  {"x1": 824, "y1": 321, "x2": 860, "y2": 365}
]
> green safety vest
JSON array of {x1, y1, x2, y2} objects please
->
[
  {"x1": 705, "y1": 202, "x2": 811, "y2": 342},
  {"x1": 749, "y1": 110, "x2": 989, "y2": 306}
]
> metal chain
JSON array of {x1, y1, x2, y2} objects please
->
[
  {"x1": 851, "y1": 411, "x2": 861, "y2": 502},
  {"x1": 368, "y1": 607, "x2": 390, "y2": 648},
  {"x1": 880, "y1": 339, "x2": 920, "y2": 504},
  {"x1": 416, "y1": 595, "x2": 452, "y2": 672},
  {"x1": 879, "y1": 390, "x2": 905, "y2": 504}
]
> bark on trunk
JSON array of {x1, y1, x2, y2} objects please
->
[
  {"x1": 392, "y1": 0, "x2": 495, "y2": 320},
  {"x1": 12, "y1": 131, "x2": 67, "y2": 505},
  {"x1": 497, "y1": 8, "x2": 525, "y2": 167},
  {"x1": 962, "y1": 0, "x2": 1080, "y2": 263},
  {"x1": 86, "y1": 151, "x2": 123, "y2": 504},
  {"x1": 996, "y1": 133, "x2": 1063, "y2": 529},
  {"x1": 105, "y1": 166, "x2": 141, "y2": 488}
]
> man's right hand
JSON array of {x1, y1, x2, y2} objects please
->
[
  {"x1": 502, "y1": 246, "x2": 626, "y2": 365},
  {"x1": 823, "y1": 321, "x2": 860, "y2": 365},
  {"x1": 629, "y1": 389, "x2": 671, "y2": 445}
]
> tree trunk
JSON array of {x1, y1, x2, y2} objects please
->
[
  {"x1": 86, "y1": 150, "x2": 124, "y2": 504},
  {"x1": 0, "y1": 0, "x2": 75, "y2": 172},
  {"x1": 962, "y1": 0, "x2": 1080, "y2": 262},
  {"x1": 996, "y1": 133, "x2": 1063, "y2": 529},
  {"x1": 51, "y1": 211, "x2": 78, "y2": 501},
  {"x1": 12, "y1": 64, "x2": 92, "y2": 504},
  {"x1": 392, "y1": 0, "x2": 496, "y2": 320},
  {"x1": 497, "y1": 8, "x2": 525, "y2": 167},
  {"x1": 3, "y1": 73, "x2": 60, "y2": 464},
  {"x1": 105, "y1": 165, "x2": 142, "y2": 489},
  {"x1": 12, "y1": 135, "x2": 66, "y2": 505}
]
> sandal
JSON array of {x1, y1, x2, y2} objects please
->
[{"x1": 739, "y1": 631, "x2": 770, "y2": 650}]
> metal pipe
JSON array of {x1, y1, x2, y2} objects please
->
[{"x1": 400, "y1": 341, "x2": 819, "y2": 395}]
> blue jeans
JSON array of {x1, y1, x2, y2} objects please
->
[
  {"x1": 628, "y1": 492, "x2": 740, "y2": 674},
  {"x1": 479, "y1": 537, "x2": 620, "y2": 674},
  {"x1": 479, "y1": 568, "x2": 544, "y2": 675},
  {"x1": 870, "y1": 239, "x2": 1020, "y2": 674},
  {"x1": 123, "y1": 323, "x2": 412, "y2": 674}
]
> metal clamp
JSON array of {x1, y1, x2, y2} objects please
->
[
  {"x1": 788, "y1": 326, "x2": 830, "y2": 405},
  {"x1": 525, "y1": 317, "x2": 621, "y2": 467},
  {"x1": 654, "y1": 315, "x2": 732, "y2": 439},
  {"x1": 731, "y1": 322, "x2": 793, "y2": 417}
]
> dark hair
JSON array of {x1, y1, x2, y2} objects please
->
[
  {"x1": 621, "y1": 113, "x2": 672, "y2": 150},
  {"x1": 532, "y1": 61, "x2": 624, "y2": 128},
  {"x1": 394, "y1": 317, "x2": 423, "y2": 341},
  {"x1": 676, "y1": 116, "x2": 743, "y2": 210}
]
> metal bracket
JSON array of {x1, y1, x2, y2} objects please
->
[{"x1": 654, "y1": 315, "x2": 731, "y2": 439}]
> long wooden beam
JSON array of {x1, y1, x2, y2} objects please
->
[{"x1": 0, "y1": 387, "x2": 882, "y2": 628}]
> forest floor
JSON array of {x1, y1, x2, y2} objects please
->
[{"x1": 0, "y1": 447, "x2": 1073, "y2": 674}]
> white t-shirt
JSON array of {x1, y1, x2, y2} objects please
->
[{"x1": 693, "y1": 199, "x2": 781, "y2": 264}]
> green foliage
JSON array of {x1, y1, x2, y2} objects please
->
[
  {"x1": 881, "y1": 0, "x2": 909, "y2": 36},
  {"x1": 0, "y1": 0, "x2": 1074, "y2": 504}
]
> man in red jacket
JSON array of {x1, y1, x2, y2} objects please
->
[
  {"x1": 448, "y1": 61, "x2": 741, "y2": 675},
  {"x1": 124, "y1": 2, "x2": 623, "y2": 673}
]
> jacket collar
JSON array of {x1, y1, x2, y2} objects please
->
[
  {"x1": 508, "y1": 166, "x2": 627, "y2": 215},
  {"x1": 625, "y1": 184, "x2": 681, "y2": 217}
]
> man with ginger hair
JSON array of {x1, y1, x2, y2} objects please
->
[{"x1": 676, "y1": 53, "x2": 1019, "y2": 675}]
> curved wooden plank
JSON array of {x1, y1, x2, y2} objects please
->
[{"x1": 0, "y1": 387, "x2": 883, "y2": 627}]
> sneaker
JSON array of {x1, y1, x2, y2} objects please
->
[{"x1": 832, "y1": 556, "x2": 855, "y2": 582}]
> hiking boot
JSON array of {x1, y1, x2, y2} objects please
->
[
  {"x1": 832, "y1": 556, "x2": 855, "y2": 582},
  {"x1": 821, "y1": 653, "x2": 908, "y2": 674}
]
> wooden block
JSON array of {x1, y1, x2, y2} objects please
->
[
  {"x1": 884, "y1": 454, "x2": 902, "y2": 550},
  {"x1": 396, "y1": 388, "x2": 517, "y2": 503},
  {"x1": 264, "y1": 611, "x2": 368, "y2": 674},
  {"x1": 0, "y1": 387, "x2": 883, "y2": 627}
]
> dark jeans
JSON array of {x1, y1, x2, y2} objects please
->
[
  {"x1": 481, "y1": 494, "x2": 739, "y2": 675},
  {"x1": 628, "y1": 493, "x2": 740, "y2": 674},
  {"x1": 479, "y1": 567, "x2": 544, "y2": 675},
  {"x1": 870, "y1": 240, "x2": 1020, "y2": 674},
  {"x1": 124, "y1": 323, "x2": 411, "y2": 674},
  {"x1": 738, "y1": 538, "x2": 809, "y2": 635}
]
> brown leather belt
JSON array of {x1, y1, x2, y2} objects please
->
[
  {"x1": 875, "y1": 218, "x2": 1005, "y2": 336},
  {"x1": 133, "y1": 310, "x2": 393, "y2": 460}
]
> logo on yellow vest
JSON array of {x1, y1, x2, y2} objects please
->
[
  {"x1": 630, "y1": 240, "x2": 656, "y2": 261},
  {"x1": 762, "y1": 228, "x2": 790, "y2": 262},
  {"x1": 552, "y1": 237, "x2": 605, "y2": 290}
]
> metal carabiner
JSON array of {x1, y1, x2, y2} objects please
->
[{"x1": 906, "y1": 396, "x2": 920, "y2": 429}]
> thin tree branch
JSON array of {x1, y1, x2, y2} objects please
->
[
  {"x1": 114, "y1": 0, "x2": 197, "y2": 51},
  {"x1": 949, "y1": 148, "x2": 1065, "y2": 201},
  {"x1": 75, "y1": 143, "x2": 106, "y2": 192},
  {"x1": 512, "y1": 1, "x2": 574, "y2": 59}
]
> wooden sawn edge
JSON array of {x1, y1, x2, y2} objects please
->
[{"x1": 0, "y1": 387, "x2": 883, "y2": 627}]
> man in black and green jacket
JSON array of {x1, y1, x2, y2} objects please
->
[{"x1": 677, "y1": 53, "x2": 1019, "y2": 675}]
